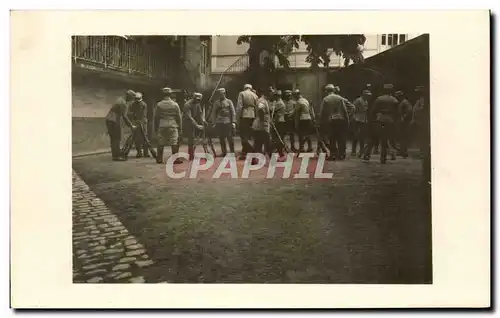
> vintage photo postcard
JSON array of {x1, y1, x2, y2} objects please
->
[{"x1": 10, "y1": 10, "x2": 490, "y2": 309}]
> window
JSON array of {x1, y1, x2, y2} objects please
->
[
  {"x1": 381, "y1": 34, "x2": 407, "y2": 47},
  {"x1": 200, "y1": 40, "x2": 210, "y2": 74}
]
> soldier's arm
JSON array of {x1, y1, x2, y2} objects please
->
[
  {"x1": 142, "y1": 102, "x2": 148, "y2": 123},
  {"x1": 176, "y1": 104, "x2": 183, "y2": 132},
  {"x1": 184, "y1": 103, "x2": 198, "y2": 127},
  {"x1": 229, "y1": 100, "x2": 236, "y2": 124},
  {"x1": 153, "y1": 104, "x2": 159, "y2": 133},
  {"x1": 211, "y1": 102, "x2": 218, "y2": 124},
  {"x1": 236, "y1": 92, "x2": 243, "y2": 118},
  {"x1": 121, "y1": 102, "x2": 135, "y2": 128},
  {"x1": 200, "y1": 104, "x2": 206, "y2": 123},
  {"x1": 309, "y1": 102, "x2": 316, "y2": 121},
  {"x1": 319, "y1": 98, "x2": 326, "y2": 122},
  {"x1": 342, "y1": 100, "x2": 350, "y2": 126}
]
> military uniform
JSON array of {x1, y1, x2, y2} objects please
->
[
  {"x1": 271, "y1": 91, "x2": 286, "y2": 156},
  {"x1": 154, "y1": 88, "x2": 183, "y2": 164},
  {"x1": 351, "y1": 92, "x2": 371, "y2": 157},
  {"x1": 363, "y1": 89, "x2": 399, "y2": 163},
  {"x1": 319, "y1": 89, "x2": 349, "y2": 160},
  {"x1": 412, "y1": 93, "x2": 427, "y2": 158},
  {"x1": 183, "y1": 93, "x2": 205, "y2": 160},
  {"x1": 212, "y1": 88, "x2": 236, "y2": 156},
  {"x1": 128, "y1": 93, "x2": 148, "y2": 157},
  {"x1": 105, "y1": 91, "x2": 135, "y2": 161},
  {"x1": 295, "y1": 94, "x2": 315, "y2": 152},
  {"x1": 396, "y1": 94, "x2": 413, "y2": 158},
  {"x1": 283, "y1": 90, "x2": 297, "y2": 151},
  {"x1": 252, "y1": 95, "x2": 272, "y2": 155},
  {"x1": 236, "y1": 85, "x2": 258, "y2": 156}
]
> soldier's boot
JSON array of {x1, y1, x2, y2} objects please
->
[
  {"x1": 351, "y1": 140, "x2": 358, "y2": 156},
  {"x1": 144, "y1": 145, "x2": 151, "y2": 157},
  {"x1": 188, "y1": 146, "x2": 195, "y2": 161},
  {"x1": 228, "y1": 138, "x2": 235, "y2": 155},
  {"x1": 156, "y1": 146, "x2": 164, "y2": 164},
  {"x1": 306, "y1": 138, "x2": 313, "y2": 153},
  {"x1": 390, "y1": 152, "x2": 397, "y2": 160},
  {"x1": 172, "y1": 145, "x2": 183, "y2": 164},
  {"x1": 290, "y1": 134, "x2": 298, "y2": 152},
  {"x1": 136, "y1": 148, "x2": 143, "y2": 158}
]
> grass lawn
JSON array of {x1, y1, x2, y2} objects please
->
[{"x1": 73, "y1": 151, "x2": 432, "y2": 284}]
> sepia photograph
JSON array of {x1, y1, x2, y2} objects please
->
[
  {"x1": 71, "y1": 33, "x2": 432, "y2": 284},
  {"x1": 10, "y1": 10, "x2": 490, "y2": 309}
]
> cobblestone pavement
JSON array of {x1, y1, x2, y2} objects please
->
[{"x1": 72, "y1": 170, "x2": 167, "y2": 283}]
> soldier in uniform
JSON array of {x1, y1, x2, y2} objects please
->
[
  {"x1": 362, "y1": 84, "x2": 399, "y2": 164},
  {"x1": 395, "y1": 90, "x2": 413, "y2": 158},
  {"x1": 283, "y1": 89, "x2": 297, "y2": 152},
  {"x1": 270, "y1": 90, "x2": 287, "y2": 157},
  {"x1": 294, "y1": 89, "x2": 315, "y2": 153},
  {"x1": 128, "y1": 92, "x2": 149, "y2": 158},
  {"x1": 351, "y1": 89, "x2": 372, "y2": 157},
  {"x1": 252, "y1": 87, "x2": 273, "y2": 157},
  {"x1": 411, "y1": 86, "x2": 428, "y2": 159},
  {"x1": 211, "y1": 88, "x2": 236, "y2": 156},
  {"x1": 319, "y1": 84, "x2": 350, "y2": 161},
  {"x1": 154, "y1": 87, "x2": 183, "y2": 164},
  {"x1": 105, "y1": 89, "x2": 137, "y2": 161},
  {"x1": 183, "y1": 92, "x2": 206, "y2": 161},
  {"x1": 236, "y1": 84, "x2": 258, "y2": 159}
]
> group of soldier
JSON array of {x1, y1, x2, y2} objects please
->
[{"x1": 104, "y1": 81, "x2": 428, "y2": 165}]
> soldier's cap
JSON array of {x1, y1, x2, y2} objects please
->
[
  {"x1": 293, "y1": 89, "x2": 301, "y2": 95},
  {"x1": 362, "y1": 90, "x2": 372, "y2": 95},
  {"x1": 366, "y1": 84, "x2": 372, "y2": 87},
  {"x1": 162, "y1": 87, "x2": 172, "y2": 94},
  {"x1": 126, "y1": 89, "x2": 136, "y2": 97},
  {"x1": 283, "y1": 90, "x2": 292, "y2": 95},
  {"x1": 134, "y1": 92, "x2": 143, "y2": 99},
  {"x1": 193, "y1": 92, "x2": 203, "y2": 100},
  {"x1": 217, "y1": 88, "x2": 226, "y2": 94},
  {"x1": 325, "y1": 84, "x2": 336, "y2": 91},
  {"x1": 383, "y1": 84, "x2": 394, "y2": 90},
  {"x1": 394, "y1": 91, "x2": 403, "y2": 97},
  {"x1": 243, "y1": 84, "x2": 252, "y2": 90}
]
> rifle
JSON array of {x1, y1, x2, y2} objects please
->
[{"x1": 121, "y1": 123, "x2": 158, "y2": 160}]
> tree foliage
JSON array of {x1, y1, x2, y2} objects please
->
[{"x1": 236, "y1": 35, "x2": 366, "y2": 69}]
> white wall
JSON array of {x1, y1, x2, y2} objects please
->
[{"x1": 211, "y1": 34, "x2": 422, "y2": 72}]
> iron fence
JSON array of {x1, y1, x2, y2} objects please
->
[{"x1": 72, "y1": 36, "x2": 169, "y2": 79}]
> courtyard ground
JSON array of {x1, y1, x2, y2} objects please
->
[{"x1": 72, "y1": 144, "x2": 432, "y2": 284}]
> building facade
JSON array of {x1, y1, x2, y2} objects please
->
[
  {"x1": 72, "y1": 35, "x2": 210, "y2": 153},
  {"x1": 210, "y1": 34, "x2": 421, "y2": 73}
]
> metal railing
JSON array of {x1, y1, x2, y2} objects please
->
[{"x1": 72, "y1": 36, "x2": 169, "y2": 79}]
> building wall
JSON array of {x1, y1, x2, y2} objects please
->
[{"x1": 211, "y1": 34, "x2": 422, "y2": 72}]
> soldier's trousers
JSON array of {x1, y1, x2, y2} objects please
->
[
  {"x1": 216, "y1": 123, "x2": 235, "y2": 155},
  {"x1": 253, "y1": 130, "x2": 271, "y2": 156},
  {"x1": 105, "y1": 119, "x2": 122, "y2": 159},
  {"x1": 284, "y1": 117, "x2": 297, "y2": 150},
  {"x1": 398, "y1": 122, "x2": 411, "y2": 157},
  {"x1": 363, "y1": 122, "x2": 396, "y2": 161},
  {"x1": 132, "y1": 122, "x2": 147, "y2": 155},
  {"x1": 297, "y1": 120, "x2": 314, "y2": 151},
  {"x1": 239, "y1": 117, "x2": 255, "y2": 155},
  {"x1": 186, "y1": 124, "x2": 202, "y2": 160},
  {"x1": 351, "y1": 121, "x2": 367, "y2": 155},
  {"x1": 327, "y1": 119, "x2": 348, "y2": 159},
  {"x1": 271, "y1": 122, "x2": 286, "y2": 155}
]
